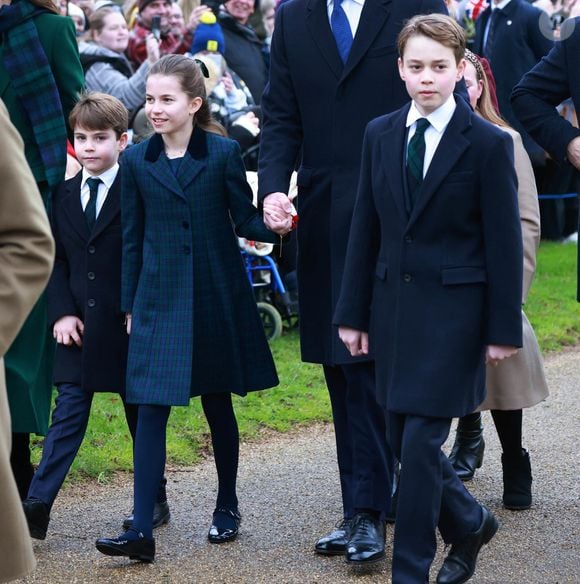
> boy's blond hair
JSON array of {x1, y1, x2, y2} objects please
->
[
  {"x1": 398, "y1": 13, "x2": 466, "y2": 64},
  {"x1": 69, "y1": 92, "x2": 128, "y2": 138}
]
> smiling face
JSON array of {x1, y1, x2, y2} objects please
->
[
  {"x1": 73, "y1": 127, "x2": 127, "y2": 175},
  {"x1": 224, "y1": 0, "x2": 255, "y2": 25},
  {"x1": 145, "y1": 74, "x2": 202, "y2": 137},
  {"x1": 94, "y1": 12, "x2": 129, "y2": 53},
  {"x1": 140, "y1": 0, "x2": 172, "y2": 29},
  {"x1": 398, "y1": 34, "x2": 465, "y2": 116}
]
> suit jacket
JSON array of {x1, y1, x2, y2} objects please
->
[
  {"x1": 122, "y1": 128, "x2": 279, "y2": 406},
  {"x1": 48, "y1": 171, "x2": 129, "y2": 394},
  {"x1": 258, "y1": 0, "x2": 448, "y2": 365},
  {"x1": 333, "y1": 98, "x2": 523, "y2": 418},
  {"x1": 511, "y1": 17, "x2": 580, "y2": 301},
  {"x1": 0, "y1": 101, "x2": 54, "y2": 584},
  {"x1": 473, "y1": 0, "x2": 552, "y2": 160}
]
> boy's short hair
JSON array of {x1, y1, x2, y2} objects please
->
[
  {"x1": 69, "y1": 92, "x2": 128, "y2": 138},
  {"x1": 398, "y1": 14, "x2": 466, "y2": 64}
]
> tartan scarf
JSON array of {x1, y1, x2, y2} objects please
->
[{"x1": 0, "y1": 0, "x2": 67, "y2": 190}]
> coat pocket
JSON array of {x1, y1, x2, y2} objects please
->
[{"x1": 441, "y1": 266, "x2": 487, "y2": 286}]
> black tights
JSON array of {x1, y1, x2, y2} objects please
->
[
  {"x1": 461, "y1": 410, "x2": 523, "y2": 455},
  {"x1": 201, "y1": 392, "x2": 239, "y2": 510},
  {"x1": 10, "y1": 432, "x2": 34, "y2": 500}
]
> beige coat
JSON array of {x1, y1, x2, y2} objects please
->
[
  {"x1": 0, "y1": 101, "x2": 54, "y2": 583},
  {"x1": 479, "y1": 128, "x2": 549, "y2": 411}
]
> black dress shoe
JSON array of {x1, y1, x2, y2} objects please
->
[
  {"x1": 22, "y1": 498, "x2": 50, "y2": 540},
  {"x1": 122, "y1": 500, "x2": 171, "y2": 530},
  {"x1": 436, "y1": 506, "x2": 499, "y2": 584},
  {"x1": 314, "y1": 518, "x2": 351, "y2": 555},
  {"x1": 207, "y1": 508, "x2": 241, "y2": 543},
  {"x1": 96, "y1": 532, "x2": 155, "y2": 563},
  {"x1": 345, "y1": 512, "x2": 385, "y2": 565},
  {"x1": 449, "y1": 413, "x2": 485, "y2": 481}
]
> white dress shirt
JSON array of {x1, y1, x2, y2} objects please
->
[
  {"x1": 327, "y1": 0, "x2": 365, "y2": 36},
  {"x1": 405, "y1": 96, "x2": 457, "y2": 178},
  {"x1": 80, "y1": 163, "x2": 119, "y2": 218}
]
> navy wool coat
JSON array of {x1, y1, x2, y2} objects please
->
[
  {"x1": 122, "y1": 128, "x2": 279, "y2": 406},
  {"x1": 334, "y1": 99, "x2": 524, "y2": 418},
  {"x1": 48, "y1": 171, "x2": 128, "y2": 394},
  {"x1": 511, "y1": 17, "x2": 580, "y2": 301},
  {"x1": 258, "y1": 0, "x2": 448, "y2": 366}
]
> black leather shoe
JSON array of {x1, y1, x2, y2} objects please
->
[
  {"x1": 449, "y1": 413, "x2": 485, "y2": 481},
  {"x1": 22, "y1": 498, "x2": 50, "y2": 540},
  {"x1": 96, "y1": 532, "x2": 155, "y2": 562},
  {"x1": 436, "y1": 506, "x2": 499, "y2": 584},
  {"x1": 345, "y1": 512, "x2": 385, "y2": 565},
  {"x1": 122, "y1": 500, "x2": 171, "y2": 531},
  {"x1": 207, "y1": 508, "x2": 241, "y2": 543},
  {"x1": 502, "y1": 449, "x2": 532, "y2": 510},
  {"x1": 314, "y1": 518, "x2": 351, "y2": 555}
]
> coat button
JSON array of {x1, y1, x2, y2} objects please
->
[
  {"x1": 183, "y1": 245, "x2": 191, "y2": 255},
  {"x1": 88, "y1": 245, "x2": 96, "y2": 254},
  {"x1": 182, "y1": 221, "x2": 190, "y2": 230},
  {"x1": 87, "y1": 298, "x2": 96, "y2": 308},
  {"x1": 88, "y1": 271, "x2": 95, "y2": 280},
  {"x1": 404, "y1": 235, "x2": 413, "y2": 244},
  {"x1": 403, "y1": 274, "x2": 412, "y2": 283}
]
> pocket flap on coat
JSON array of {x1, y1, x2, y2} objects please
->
[
  {"x1": 441, "y1": 266, "x2": 487, "y2": 285},
  {"x1": 375, "y1": 261, "x2": 388, "y2": 281}
]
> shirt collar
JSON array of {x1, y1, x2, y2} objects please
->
[
  {"x1": 82, "y1": 163, "x2": 119, "y2": 190},
  {"x1": 327, "y1": 0, "x2": 365, "y2": 8},
  {"x1": 492, "y1": 0, "x2": 511, "y2": 11},
  {"x1": 406, "y1": 95, "x2": 456, "y2": 134}
]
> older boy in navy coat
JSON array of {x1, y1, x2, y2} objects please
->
[
  {"x1": 335, "y1": 15, "x2": 523, "y2": 584},
  {"x1": 22, "y1": 93, "x2": 168, "y2": 540}
]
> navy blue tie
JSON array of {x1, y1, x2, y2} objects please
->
[
  {"x1": 85, "y1": 177, "x2": 101, "y2": 231},
  {"x1": 331, "y1": 0, "x2": 353, "y2": 64}
]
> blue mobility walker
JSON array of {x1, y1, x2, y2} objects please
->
[{"x1": 241, "y1": 249, "x2": 298, "y2": 341}]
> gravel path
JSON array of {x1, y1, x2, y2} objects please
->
[{"x1": 17, "y1": 349, "x2": 580, "y2": 584}]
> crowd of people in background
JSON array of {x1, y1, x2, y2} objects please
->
[{"x1": 0, "y1": 0, "x2": 578, "y2": 582}]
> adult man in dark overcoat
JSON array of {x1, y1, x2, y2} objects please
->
[
  {"x1": 258, "y1": 0, "x2": 448, "y2": 564},
  {"x1": 511, "y1": 16, "x2": 580, "y2": 300}
]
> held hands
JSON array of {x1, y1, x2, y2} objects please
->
[
  {"x1": 53, "y1": 316, "x2": 84, "y2": 347},
  {"x1": 263, "y1": 192, "x2": 297, "y2": 235},
  {"x1": 485, "y1": 344, "x2": 518, "y2": 367},
  {"x1": 566, "y1": 136, "x2": 580, "y2": 170},
  {"x1": 339, "y1": 326, "x2": 369, "y2": 357}
]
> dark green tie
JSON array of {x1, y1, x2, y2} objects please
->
[
  {"x1": 406, "y1": 118, "x2": 430, "y2": 211},
  {"x1": 85, "y1": 177, "x2": 101, "y2": 231}
]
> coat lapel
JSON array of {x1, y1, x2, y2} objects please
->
[
  {"x1": 306, "y1": 0, "x2": 343, "y2": 80},
  {"x1": 379, "y1": 106, "x2": 409, "y2": 224},
  {"x1": 90, "y1": 173, "x2": 121, "y2": 241},
  {"x1": 62, "y1": 172, "x2": 90, "y2": 241},
  {"x1": 178, "y1": 126, "x2": 207, "y2": 191},
  {"x1": 340, "y1": 0, "x2": 392, "y2": 83},
  {"x1": 407, "y1": 99, "x2": 472, "y2": 228}
]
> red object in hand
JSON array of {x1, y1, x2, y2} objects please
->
[{"x1": 291, "y1": 213, "x2": 299, "y2": 230}]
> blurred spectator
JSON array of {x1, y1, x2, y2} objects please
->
[
  {"x1": 217, "y1": 0, "x2": 267, "y2": 103},
  {"x1": 66, "y1": 1, "x2": 86, "y2": 34},
  {"x1": 260, "y1": 0, "x2": 275, "y2": 47},
  {"x1": 169, "y1": 1, "x2": 185, "y2": 36},
  {"x1": 127, "y1": 0, "x2": 190, "y2": 65},
  {"x1": 80, "y1": 7, "x2": 160, "y2": 119}
]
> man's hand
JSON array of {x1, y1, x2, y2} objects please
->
[
  {"x1": 126, "y1": 313, "x2": 132, "y2": 335},
  {"x1": 486, "y1": 344, "x2": 518, "y2": 367},
  {"x1": 338, "y1": 326, "x2": 369, "y2": 357},
  {"x1": 53, "y1": 316, "x2": 84, "y2": 347},
  {"x1": 566, "y1": 136, "x2": 580, "y2": 170},
  {"x1": 263, "y1": 192, "x2": 295, "y2": 235},
  {"x1": 186, "y1": 5, "x2": 212, "y2": 32}
]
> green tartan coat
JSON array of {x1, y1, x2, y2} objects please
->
[
  {"x1": 0, "y1": 12, "x2": 84, "y2": 433},
  {"x1": 122, "y1": 129, "x2": 279, "y2": 406}
]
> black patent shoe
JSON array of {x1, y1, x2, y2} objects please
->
[
  {"x1": 122, "y1": 500, "x2": 171, "y2": 530},
  {"x1": 449, "y1": 414, "x2": 485, "y2": 481},
  {"x1": 96, "y1": 531, "x2": 155, "y2": 563},
  {"x1": 207, "y1": 508, "x2": 241, "y2": 543},
  {"x1": 436, "y1": 506, "x2": 498, "y2": 584},
  {"x1": 314, "y1": 518, "x2": 351, "y2": 555},
  {"x1": 345, "y1": 512, "x2": 386, "y2": 565},
  {"x1": 22, "y1": 498, "x2": 50, "y2": 540}
]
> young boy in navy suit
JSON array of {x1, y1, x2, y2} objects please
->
[
  {"x1": 22, "y1": 93, "x2": 169, "y2": 540},
  {"x1": 334, "y1": 15, "x2": 523, "y2": 584}
]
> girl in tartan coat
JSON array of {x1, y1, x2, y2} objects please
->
[{"x1": 96, "y1": 54, "x2": 279, "y2": 562}]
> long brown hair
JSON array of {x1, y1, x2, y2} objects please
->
[
  {"x1": 149, "y1": 54, "x2": 226, "y2": 137},
  {"x1": 29, "y1": 0, "x2": 59, "y2": 14}
]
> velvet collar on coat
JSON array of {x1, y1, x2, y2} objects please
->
[{"x1": 144, "y1": 124, "x2": 208, "y2": 163}]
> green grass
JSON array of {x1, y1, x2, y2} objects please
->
[{"x1": 30, "y1": 241, "x2": 579, "y2": 480}]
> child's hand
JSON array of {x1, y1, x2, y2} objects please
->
[
  {"x1": 486, "y1": 344, "x2": 518, "y2": 367},
  {"x1": 222, "y1": 71, "x2": 234, "y2": 94},
  {"x1": 126, "y1": 313, "x2": 132, "y2": 335},
  {"x1": 53, "y1": 316, "x2": 84, "y2": 347},
  {"x1": 339, "y1": 326, "x2": 369, "y2": 357},
  {"x1": 263, "y1": 192, "x2": 295, "y2": 235}
]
